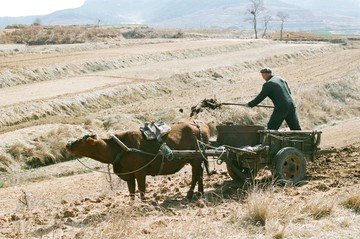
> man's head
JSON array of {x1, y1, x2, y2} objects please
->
[{"x1": 260, "y1": 67, "x2": 272, "y2": 81}]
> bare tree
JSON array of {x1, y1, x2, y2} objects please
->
[
  {"x1": 277, "y1": 11, "x2": 289, "y2": 41},
  {"x1": 32, "y1": 17, "x2": 41, "y2": 26},
  {"x1": 247, "y1": 0, "x2": 265, "y2": 39},
  {"x1": 261, "y1": 15, "x2": 272, "y2": 38}
]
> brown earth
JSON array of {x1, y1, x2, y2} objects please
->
[{"x1": 0, "y1": 33, "x2": 359, "y2": 238}]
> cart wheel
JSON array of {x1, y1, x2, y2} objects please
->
[
  {"x1": 226, "y1": 164, "x2": 237, "y2": 180},
  {"x1": 226, "y1": 164, "x2": 255, "y2": 181},
  {"x1": 274, "y1": 147, "x2": 306, "y2": 185}
]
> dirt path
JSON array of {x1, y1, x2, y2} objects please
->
[
  {"x1": 0, "y1": 39, "x2": 252, "y2": 68},
  {"x1": 0, "y1": 76, "x2": 125, "y2": 107},
  {"x1": 319, "y1": 118, "x2": 360, "y2": 148}
]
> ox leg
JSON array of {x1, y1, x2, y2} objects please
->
[
  {"x1": 197, "y1": 165, "x2": 204, "y2": 194},
  {"x1": 187, "y1": 161, "x2": 204, "y2": 199},
  {"x1": 136, "y1": 174, "x2": 147, "y2": 201},
  {"x1": 127, "y1": 177, "x2": 136, "y2": 200}
]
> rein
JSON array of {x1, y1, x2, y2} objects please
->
[
  {"x1": 76, "y1": 150, "x2": 161, "y2": 176},
  {"x1": 112, "y1": 152, "x2": 161, "y2": 176},
  {"x1": 75, "y1": 124, "x2": 209, "y2": 177},
  {"x1": 76, "y1": 134, "x2": 164, "y2": 176}
]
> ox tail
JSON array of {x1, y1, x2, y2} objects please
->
[
  {"x1": 193, "y1": 120, "x2": 216, "y2": 176},
  {"x1": 203, "y1": 157, "x2": 216, "y2": 176}
]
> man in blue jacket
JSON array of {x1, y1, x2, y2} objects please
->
[{"x1": 247, "y1": 67, "x2": 301, "y2": 130}]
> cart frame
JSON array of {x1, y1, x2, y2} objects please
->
[{"x1": 169, "y1": 124, "x2": 332, "y2": 184}]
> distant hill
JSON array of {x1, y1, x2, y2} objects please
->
[{"x1": 1, "y1": 0, "x2": 360, "y2": 34}]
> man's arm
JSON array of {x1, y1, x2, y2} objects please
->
[
  {"x1": 284, "y1": 80, "x2": 292, "y2": 95},
  {"x1": 247, "y1": 83, "x2": 270, "y2": 107}
]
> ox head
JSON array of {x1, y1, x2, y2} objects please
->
[{"x1": 66, "y1": 133, "x2": 98, "y2": 155}]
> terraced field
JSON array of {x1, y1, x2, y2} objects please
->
[{"x1": 0, "y1": 34, "x2": 359, "y2": 238}]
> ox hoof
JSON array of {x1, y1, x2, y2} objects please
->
[
  {"x1": 186, "y1": 191, "x2": 204, "y2": 201},
  {"x1": 208, "y1": 170, "x2": 217, "y2": 176},
  {"x1": 186, "y1": 191, "x2": 194, "y2": 200}
]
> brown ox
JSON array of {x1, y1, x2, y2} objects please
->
[{"x1": 65, "y1": 120, "x2": 211, "y2": 200}]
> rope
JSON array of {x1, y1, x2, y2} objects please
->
[
  {"x1": 106, "y1": 164, "x2": 114, "y2": 190},
  {"x1": 113, "y1": 152, "x2": 160, "y2": 176},
  {"x1": 160, "y1": 143, "x2": 174, "y2": 160},
  {"x1": 76, "y1": 126, "x2": 222, "y2": 176},
  {"x1": 76, "y1": 158, "x2": 112, "y2": 174},
  {"x1": 76, "y1": 151, "x2": 161, "y2": 176},
  {"x1": 107, "y1": 164, "x2": 112, "y2": 183},
  {"x1": 196, "y1": 139, "x2": 227, "y2": 164}
]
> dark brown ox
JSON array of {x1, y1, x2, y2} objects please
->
[{"x1": 65, "y1": 120, "x2": 211, "y2": 200}]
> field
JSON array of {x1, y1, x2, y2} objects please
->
[{"x1": 0, "y1": 27, "x2": 359, "y2": 238}]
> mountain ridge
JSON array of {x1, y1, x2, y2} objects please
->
[{"x1": 1, "y1": 0, "x2": 360, "y2": 34}]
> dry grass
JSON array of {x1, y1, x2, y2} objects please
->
[
  {"x1": 0, "y1": 25, "x2": 205, "y2": 45},
  {"x1": 302, "y1": 193, "x2": 335, "y2": 220},
  {"x1": 1, "y1": 27, "x2": 359, "y2": 238},
  {"x1": 0, "y1": 154, "x2": 12, "y2": 171},
  {"x1": 4, "y1": 150, "x2": 359, "y2": 238},
  {"x1": 269, "y1": 31, "x2": 359, "y2": 44},
  {"x1": 42, "y1": 184, "x2": 357, "y2": 239},
  {"x1": 2, "y1": 64, "x2": 358, "y2": 132},
  {"x1": 0, "y1": 25, "x2": 253, "y2": 46},
  {"x1": 3, "y1": 125, "x2": 80, "y2": 170},
  {"x1": 238, "y1": 184, "x2": 294, "y2": 238},
  {"x1": 0, "y1": 25, "x2": 125, "y2": 45},
  {"x1": 342, "y1": 191, "x2": 360, "y2": 214},
  {"x1": 0, "y1": 72, "x2": 358, "y2": 171}
]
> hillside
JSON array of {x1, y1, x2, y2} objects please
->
[
  {"x1": 1, "y1": 0, "x2": 360, "y2": 33},
  {"x1": 0, "y1": 27, "x2": 359, "y2": 238}
]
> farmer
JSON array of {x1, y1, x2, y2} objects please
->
[{"x1": 246, "y1": 67, "x2": 301, "y2": 130}]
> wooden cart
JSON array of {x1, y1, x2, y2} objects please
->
[
  {"x1": 214, "y1": 123, "x2": 328, "y2": 184},
  {"x1": 169, "y1": 123, "x2": 332, "y2": 185}
]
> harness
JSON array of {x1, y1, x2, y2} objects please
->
[
  {"x1": 110, "y1": 134, "x2": 172, "y2": 176},
  {"x1": 140, "y1": 121, "x2": 171, "y2": 144},
  {"x1": 111, "y1": 120, "x2": 206, "y2": 176}
]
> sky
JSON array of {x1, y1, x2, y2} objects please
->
[
  {"x1": 0, "y1": 0, "x2": 86, "y2": 17},
  {"x1": 1, "y1": 0, "x2": 360, "y2": 18},
  {"x1": 281, "y1": 0, "x2": 360, "y2": 8}
]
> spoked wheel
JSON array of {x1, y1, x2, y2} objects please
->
[{"x1": 274, "y1": 147, "x2": 306, "y2": 185}]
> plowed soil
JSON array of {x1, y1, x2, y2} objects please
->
[{"x1": 0, "y1": 35, "x2": 359, "y2": 238}]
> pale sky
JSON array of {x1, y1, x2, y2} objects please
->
[
  {"x1": 0, "y1": 0, "x2": 86, "y2": 17},
  {"x1": 1, "y1": 0, "x2": 360, "y2": 17}
]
